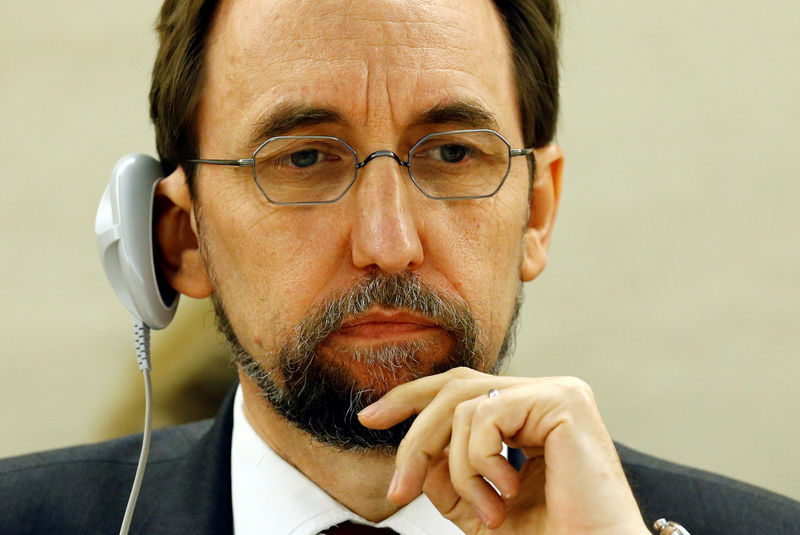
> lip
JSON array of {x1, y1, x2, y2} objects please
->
[
  {"x1": 340, "y1": 310, "x2": 437, "y2": 328},
  {"x1": 335, "y1": 309, "x2": 440, "y2": 339}
]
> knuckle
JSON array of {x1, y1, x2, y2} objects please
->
[
  {"x1": 474, "y1": 397, "x2": 495, "y2": 419},
  {"x1": 467, "y1": 446, "x2": 486, "y2": 468},
  {"x1": 397, "y1": 440, "x2": 430, "y2": 469},
  {"x1": 395, "y1": 436, "x2": 415, "y2": 463},
  {"x1": 555, "y1": 376, "x2": 595, "y2": 405},
  {"x1": 447, "y1": 464, "x2": 472, "y2": 493},
  {"x1": 440, "y1": 377, "x2": 468, "y2": 401},
  {"x1": 453, "y1": 400, "x2": 473, "y2": 422},
  {"x1": 446, "y1": 366, "x2": 475, "y2": 380}
]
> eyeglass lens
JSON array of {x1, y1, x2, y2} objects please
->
[{"x1": 252, "y1": 130, "x2": 511, "y2": 204}]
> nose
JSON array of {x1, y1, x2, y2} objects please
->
[{"x1": 349, "y1": 155, "x2": 424, "y2": 274}]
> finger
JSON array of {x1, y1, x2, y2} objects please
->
[
  {"x1": 422, "y1": 452, "x2": 485, "y2": 534},
  {"x1": 359, "y1": 367, "x2": 539, "y2": 429},
  {"x1": 421, "y1": 451, "x2": 459, "y2": 514},
  {"x1": 449, "y1": 398, "x2": 507, "y2": 529},
  {"x1": 387, "y1": 394, "x2": 455, "y2": 508},
  {"x1": 467, "y1": 395, "x2": 521, "y2": 501},
  {"x1": 387, "y1": 442, "x2": 431, "y2": 506},
  {"x1": 379, "y1": 372, "x2": 541, "y2": 507},
  {"x1": 386, "y1": 373, "x2": 515, "y2": 504},
  {"x1": 475, "y1": 379, "x2": 641, "y2": 527},
  {"x1": 358, "y1": 367, "x2": 489, "y2": 429}
]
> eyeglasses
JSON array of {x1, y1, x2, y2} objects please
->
[{"x1": 188, "y1": 129, "x2": 532, "y2": 205}]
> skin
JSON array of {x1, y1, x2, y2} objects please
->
[{"x1": 154, "y1": 0, "x2": 648, "y2": 532}]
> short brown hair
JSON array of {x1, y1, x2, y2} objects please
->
[{"x1": 150, "y1": 0, "x2": 560, "y2": 185}]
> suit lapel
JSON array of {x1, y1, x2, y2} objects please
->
[{"x1": 132, "y1": 390, "x2": 236, "y2": 535}]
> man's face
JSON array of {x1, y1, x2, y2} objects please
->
[{"x1": 189, "y1": 0, "x2": 552, "y2": 446}]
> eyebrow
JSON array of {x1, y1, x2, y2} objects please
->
[
  {"x1": 248, "y1": 103, "x2": 345, "y2": 148},
  {"x1": 247, "y1": 99, "x2": 500, "y2": 149},
  {"x1": 411, "y1": 101, "x2": 500, "y2": 131}
]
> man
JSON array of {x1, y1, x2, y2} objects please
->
[{"x1": 1, "y1": 0, "x2": 799, "y2": 533}]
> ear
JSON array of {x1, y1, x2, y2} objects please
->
[
  {"x1": 154, "y1": 166, "x2": 213, "y2": 298},
  {"x1": 520, "y1": 144, "x2": 564, "y2": 282}
]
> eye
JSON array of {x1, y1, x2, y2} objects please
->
[
  {"x1": 257, "y1": 138, "x2": 350, "y2": 181},
  {"x1": 287, "y1": 149, "x2": 323, "y2": 168},
  {"x1": 436, "y1": 144, "x2": 468, "y2": 163},
  {"x1": 419, "y1": 143, "x2": 478, "y2": 164}
]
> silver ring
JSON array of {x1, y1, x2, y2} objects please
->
[{"x1": 487, "y1": 388, "x2": 500, "y2": 399}]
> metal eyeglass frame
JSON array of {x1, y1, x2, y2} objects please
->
[{"x1": 187, "y1": 128, "x2": 533, "y2": 206}]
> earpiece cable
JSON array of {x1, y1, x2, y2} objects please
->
[{"x1": 119, "y1": 319, "x2": 153, "y2": 535}]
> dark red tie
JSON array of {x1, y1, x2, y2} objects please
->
[{"x1": 322, "y1": 521, "x2": 399, "y2": 534}]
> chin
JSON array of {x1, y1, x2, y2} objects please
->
[{"x1": 318, "y1": 338, "x2": 454, "y2": 394}]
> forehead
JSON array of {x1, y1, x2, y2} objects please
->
[{"x1": 200, "y1": 0, "x2": 519, "y2": 147}]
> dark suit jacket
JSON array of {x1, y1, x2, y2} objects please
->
[{"x1": 2, "y1": 391, "x2": 799, "y2": 534}]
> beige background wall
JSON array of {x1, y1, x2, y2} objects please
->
[{"x1": 1, "y1": 1, "x2": 798, "y2": 501}]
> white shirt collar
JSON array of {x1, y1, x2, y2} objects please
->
[{"x1": 230, "y1": 385, "x2": 464, "y2": 535}]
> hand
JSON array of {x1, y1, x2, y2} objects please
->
[{"x1": 358, "y1": 367, "x2": 649, "y2": 534}]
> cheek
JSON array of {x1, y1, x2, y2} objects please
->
[
  {"x1": 427, "y1": 195, "x2": 526, "y2": 350},
  {"x1": 197, "y1": 184, "x2": 349, "y2": 350}
]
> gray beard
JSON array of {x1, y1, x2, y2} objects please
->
[{"x1": 214, "y1": 270, "x2": 522, "y2": 452}]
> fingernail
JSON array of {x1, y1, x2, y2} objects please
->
[
  {"x1": 387, "y1": 469, "x2": 399, "y2": 498},
  {"x1": 358, "y1": 401, "x2": 381, "y2": 418},
  {"x1": 471, "y1": 505, "x2": 490, "y2": 527}
]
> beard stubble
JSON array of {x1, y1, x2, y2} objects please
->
[{"x1": 214, "y1": 270, "x2": 522, "y2": 452}]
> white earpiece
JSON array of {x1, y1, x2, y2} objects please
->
[{"x1": 95, "y1": 153, "x2": 179, "y2": 329}]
